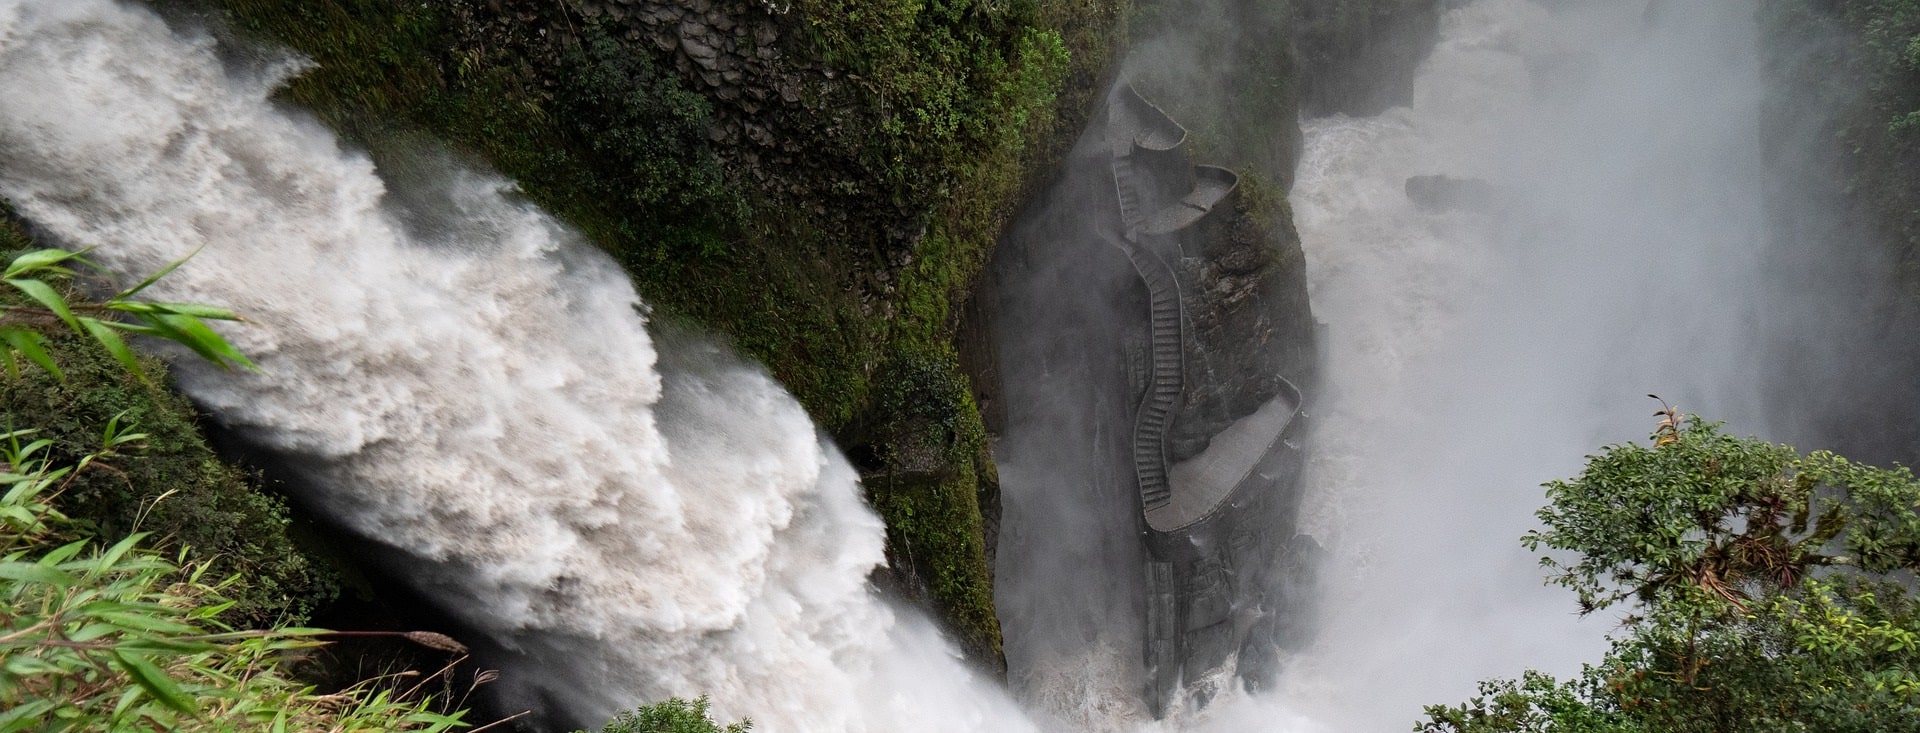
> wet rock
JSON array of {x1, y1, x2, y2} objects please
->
[
  {"x1": 680, "y1": 23, "x2": 721, "y2": 68},
  {"x1": 1405, "y1": 174, "x2": 1496, "y2": 212}
]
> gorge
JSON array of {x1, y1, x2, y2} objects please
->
[{"x1": 3, "y1": 0, "x2": 1918, "y2": 731}]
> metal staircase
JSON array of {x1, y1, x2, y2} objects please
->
[{"x1": 1107, "y1": 121, "x2": 1186, "y2": 515}]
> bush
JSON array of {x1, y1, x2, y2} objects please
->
[
  {"x1": 0, "y1": 241, "x2": 338, "y2": 627},
  {"x1": 1420, "y1": 413, "x2": 1920, "y2": 732},
  {"x1": 0, "y1": 428, "x2": 466, "y2": 732},
  {"x1": 588, "y1": 696, "x2": 749, "y2": 733}
]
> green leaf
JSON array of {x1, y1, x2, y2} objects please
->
[
  {"x1": 94, "y1": 610, "x2": 201, "y2": 635},
  {"x1": 5, "y1": 277, "x2": 78, "y2": 331},
  {"x1": 144, "y1": 313, "x2": 255, "y2": 370},
  {"x1": 113, "y1": 248, "x2": 195, "y2": 300},
  {"x1": 92, "y1": 532, "x2": 151, "y2": 574},
  {"x1": 0, "y1": 560, "x2": 77, "y2": 587},
  {"x1": 2, "y1": 328, "x2": 60, "y2": 380},
  {"x1": 127, "y1": 302, "x2": 241, "y2": 321},
  {"x1": 41, "y1": 539, "x2": 90, "y2": 565},
  {"x1": 111, "y1": 649, "x2": 198, "y2": 716},
  {"x1": 2, "y1": 248, "x2": 87, "y2": 279},
  {"x1": 76, "y1": 317, "x2": 145, "y2": 380}
]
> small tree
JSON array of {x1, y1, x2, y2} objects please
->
[{"x1": 1421, "y1": 408, "x2": 1920, "y2": 732}]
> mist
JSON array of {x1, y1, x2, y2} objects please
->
[
  {"x1": 0, "y1": 0, "x2": 1888, "y2": 730},
  {"x1": 994, "y1": 0, "x2": 1867, "y2": 730}
]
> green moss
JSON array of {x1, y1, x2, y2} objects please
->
[
  {"x1": 852, "y1": 345, "x2": 1002, "y2": 664},
  {"x1": 138, "y1": 0, "x2": 1134, "y2": 667},
  {"x1": 0, "y1": 204, "x2": 27, "y2": 251},
  {"x1": 868, "y1": 460, "x2": 1001, "y2": 666},
  {"x1": 2, "y1": 210, "x2": 338, "y2": 627},
  {"x1": 0, "y1": 247, "x2": 339, "y2": 626}
]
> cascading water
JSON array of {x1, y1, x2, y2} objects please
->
[
  {"x1": 0, "y1": 2, "x2": 1035, "y2": 730},
  {"x1": 0, "y1": 0, "x2": 1849, "y2": 730},
  {"x1": 996, "y1": 0, "x2": 1806, "y2": 731},
  {"x1": 1249, "y1": 0, "x2": 1784, "y2": 729}
]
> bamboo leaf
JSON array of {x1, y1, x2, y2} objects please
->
[
  {"x1": 2, "y1": 329, "x2": 60, "y2": 380},
  {"x1": 5, "y1": 277, "x2": 78, "y2": 331},
  {"x1": 41, "y1": 539, "x2": 89, "y2": 565},
  {"x1": 77, "y1": 317, "x2": 145, "y2": 380},
  {"x1": 2, "y1": 248, "x2": 87, "y2": 279},
  {"x1": 93, "y1": 531, "x2": 151, "y2": 574},
  {"x1": 113, "y1": 248, "x2": 196, "y2": 300},
  {"x1": 0, "y1": 560, "x2": 77, "y2": 587},
  {"x1": 150, "y1": 313, "x2": 255, "y2": 371},
  {"x1": 111, "y1": 649, "x2": 198, "y2": 716},
  {"x1": 95, "y1": 610, "x2": 201, "y2": 635},
  {"x1": 137, "y1": 302, "x2": 240, "y2": 321}
]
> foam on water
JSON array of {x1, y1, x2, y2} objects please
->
[{"x1": 0, "y1": 2, "x2": 1035, "y2": 729}]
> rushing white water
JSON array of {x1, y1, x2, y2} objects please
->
[
  {"x1": 1257, "y1": 0, "x2": 1778, "y2": 729},
  {"x1": 0, "y1": 2, "x2": 1035, "y2": 730},
  {"x1": 995, "y1": 0, "x2": 1786, "y2": 730}
]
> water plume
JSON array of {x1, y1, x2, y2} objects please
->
[{"x1": 1269, "y1": 0, "x2": 1785, "y2": 728}]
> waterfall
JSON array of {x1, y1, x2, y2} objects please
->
[
  {"x1": 1266, "y1": 0, "x2": 1778, "y2": 728},
  {"x1": 993, "y1": 0, "x2": 1795, "y2": 730},
  {"x1": 0, "y1": 1, "x2": 1035, "y2": 730},
  {"x1": 2, "y1": 0, "x2": 1843, "y2": 730}
]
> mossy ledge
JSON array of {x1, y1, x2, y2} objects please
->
[
  {"x1": 0, "y1": 208, "x2": 343, "y2": 630},
  {"x1": 134, "y1": 0, "x2": 1137, "y2": 667}
]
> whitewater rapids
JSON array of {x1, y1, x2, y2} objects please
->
[{"x1": 0, "y1": 1, "x2": 1034, "y2": 730}]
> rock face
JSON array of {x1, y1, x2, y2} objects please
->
[
  {"x1": 1101, "y1": 86, "x2": 1318, "y2": 715},
  {"x1": 1405, "y1": 174, "x2": 1496, "y2": 213},
  {"x1": 991, "y1": 81, "x2": 1318, "y2": 719},
  {"x1": 445, "y1": 0, "x2": 981, "y2": 316}
]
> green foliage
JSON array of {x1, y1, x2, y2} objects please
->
[
  {"x1": 1421, "y1": 417, "x2": 1920, "y2": 733},
  {"x1": 587, "y1": 696, "x2": 749, "y2": 733},
  {"x1": 0, "y1": 246, "x2": 337, "y2": 627},
  {"x1": 0, "y1": 247, "x2": 253, "y2": 382},
  {"x1": 551, "y1": 23, "x2": 745, "y2": 262},
  {"x1": 0, "y1": 431, "x2": 466, "y2": 732},
  {"x1": 1418, "y1": 671, "x2": 1637, "y2": 733},
  {"x1": 860, "y1": 346, "x2": 1001, "y2": 665},
  {"x1": 1530, "y1": 419, "x2": 1920, "y2": 614},
  {"x1": 1766, "y1": 0, "x2": 1920, "y2": 292},
  {"x1": 1842, "y1": 0, "x2": 1920, "y2": 134}
]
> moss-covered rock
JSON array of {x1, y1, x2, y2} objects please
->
[
  {"x1": 0, "y1": 213, "x2": 340, "y2": 628},
  {"x1": 138, "y1": 0, "x2": 1141, "y2": 668}
]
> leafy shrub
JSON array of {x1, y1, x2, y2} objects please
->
[
  {"x1": 552, "y1": 23, "x2": 747, "y2": 262},
  {"x1": 0, "y1": 244, "x2": 337, "y2": 627},
  {"x1": 1420, "y1": 415, "x2": 1920, "y2": 732},
  {"x1": 587, "y1": 696, "x2": 749, "y2": 733},
  {"x1": 0, "y1": 427, "x2": 466, "y2": 732}
]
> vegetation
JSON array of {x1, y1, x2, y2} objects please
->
[
  {"x1": 0, "y1": 226, "x2": 339, "y2": 629},
  {"x1": 0, "y1": 432, "x2": 470, "y2": 732},
  {"x1": 1837, "y1": 0, "x2": 1920, "y2": 288},
  {"x1": 0, "y1": 246, "x2": 466, "y2": 730},
  {"x1": 1761, "y1": 0, "x2": 1920, "y2": 289},
  {"x1": 586, "y1": 695, "x2": 749, "y2": 733},
  {"x1": 1419, "y1": 408, "x2": 1920, "y2": 732},
  {"x1": 859, "y1": 345, "x2": 1001, "y2": 665}
]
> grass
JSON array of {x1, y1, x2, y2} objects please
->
[{"x1": 1, "y1": 213, "x2": 341, "y2": 628}]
